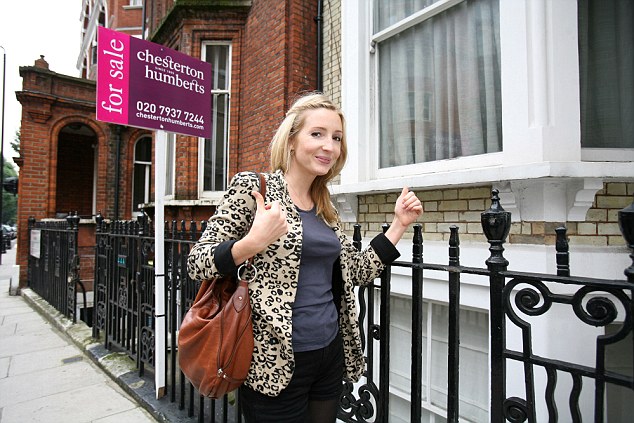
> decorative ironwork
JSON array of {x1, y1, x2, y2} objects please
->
[
  {"x1": 482, "y1": 188, "x2": 511, "y2": 267},
  {"x1": 339, "y1": 381, "x2": 380, "y2": 422},
  {"x1": 503, "y1": 397, "x2": 529, "y2": 423}
]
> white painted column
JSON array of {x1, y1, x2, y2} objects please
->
[
  {"x1": 154, "y1": 130, "x2": 167, "y2": 398},
  {"x1": 501, "y1": 0, "x2": 581, "y2": 164},
  {"x1": 340, "y1": 0, "x2": 370, "y2": 184}
]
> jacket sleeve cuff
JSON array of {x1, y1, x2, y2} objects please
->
[
  {"x1": 370, "y1": 233, "x2": 401, "y2": 264},
  {"x1": 214, "y1": 239, "x2": 239, "y2": 276}
]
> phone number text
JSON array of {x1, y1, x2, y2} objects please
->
[{"x1": 136, "y1": 101, "x2": 205, "y2": 124}]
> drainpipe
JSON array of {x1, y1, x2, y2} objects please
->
[
  {"x1": 315, "y1": 0, "x2": 323, "y2": 92},
  {"x1": 113, "y1": 125, "x2": 121, "y2": 221},
  {"x1": 141, "y1": 0, "x2": 147, "y2": 40}
]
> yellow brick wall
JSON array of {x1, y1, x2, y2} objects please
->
[
  {"x1": 343, "y1": 182, "x2": 634, "y2": 247},
  {"x1": 322, "y1": 0, "x2": 341, "y2": 106},
  {"x1": 322, "y1": 0, "x2": 341, "y2": 186}
]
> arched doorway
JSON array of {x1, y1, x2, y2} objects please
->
[{"x1": 55, "y1": 123, "x2": 97, "y2": 218}]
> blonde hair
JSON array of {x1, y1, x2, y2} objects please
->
[{"x1": 270, "y1": 93, "x2": 347, "y2": 224}]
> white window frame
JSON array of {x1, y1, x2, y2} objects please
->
[
  {"x1": 199, "y1": 41, "x2": 232, "y2": 199},
  {"x1": 338, "y1": 0, "x2": 633, "y2": 195}
]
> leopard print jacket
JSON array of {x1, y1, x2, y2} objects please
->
[{"x1": 187, "y1": 170, "x2": 400, "y2": 397}]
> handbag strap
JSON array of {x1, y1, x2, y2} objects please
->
[
  {"x1": 238, "y1": 173, "x2": 267, "y2": 281},
  {"x1": 257, "y1": 172, "x2": 267, "y2": 199}
]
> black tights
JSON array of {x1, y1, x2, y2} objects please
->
[{"x1": 306, "y1": 398, "x2": 339, "y2": 423}]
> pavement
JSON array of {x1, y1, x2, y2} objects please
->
[{"x1": 0, "y1": 241, "x2": 161, "y2": 423}]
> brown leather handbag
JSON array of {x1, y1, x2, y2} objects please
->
[{"x1": 178, "y1": 173, "x2": 265, "y2": 398}]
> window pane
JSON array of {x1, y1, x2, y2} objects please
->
[
  {"x1": 389, "y1": 298, "x2": 488, "y2": 422},
  {"x1": 133, "y1": 137, "x2": 152, "y2": 212},
  {"x1": 430, "y1": 304, "x2": 489, "y2": 422},
  {"x1": 377, "y1": 0, "x2": 501, "y2": 167},
  {"x1": 203, "y1": 94, "x2": 229, "y2": 191},
  {"x1": 203, "y1": 139, "x2": 213, "y2": 191},
  {"x1": 203, "y1": 44, "x2": 230, "y2": 192},
  {"x1": 135, "y1": 136, "x2": 152, "y2": 162},
  {"x1": 605, "y1": 324, "x2": 634, "y2": 420},
  {"x1": 207, "y1": 44, "x2": 229, "y2": 91},
  {"x1": 374, "y1": 0, "x2": 442, "y2": 33},
  {"x1": 133, "y1": 164, "x2": 147, "y2": 211},
  {"x1": 389, "y1": 296, "x2": 418, "y2": 392},
  {"x1": 578, "y1": 0, "x2": 634, "y2": 148},
  {"x1": 213, "y1": 94, "x2": 228, "y2": 188}
]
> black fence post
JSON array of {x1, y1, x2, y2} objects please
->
[
  {"x1": 93, "y1": 211, "x2": 104, "y2": 339},
  {"x1": 378, "y1": 223, "x2": 391, "y2": 422},
  {"x1": 481, "y1": 189, "x2": 512, "y2": 422},
  {"x1": 447, "y1": 225, "x2": 461, "y2": 422},
  {"x1": 555, "y1": 227, "x2": 570, "y2": 277},
  {"x1": 66, "y1": 212, "x2": 81, "y2": 323},
  {"x1": 411, "y1": 224, "x2": 423, "y2": 422}
]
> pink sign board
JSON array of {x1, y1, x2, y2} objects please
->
[{"x1": 96, "y1": 27, "x2": 211, "y2": 138}]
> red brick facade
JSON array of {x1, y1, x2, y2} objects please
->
[{"x1": 15, "y1": 1, "x2": 320, "y2": 287}]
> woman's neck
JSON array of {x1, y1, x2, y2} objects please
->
[{"x1": 284, "y1": 172, "x2": 315, "y2": 210}]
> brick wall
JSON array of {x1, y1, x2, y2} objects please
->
[
  {"x1": 238, "y1": 0, "x2": 318, "y2": 174},
  {"x1": 109, "y1": 0, "x2": 143, "y2": 33},
  {"x1": 346, "y1": 182, "x2": 633, "y2": 247},
  {"x1": 150, "y1": 0, "x2": 319, "y2": 203}
]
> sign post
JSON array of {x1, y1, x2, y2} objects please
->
[
  {"x1": 154, "y1": 130, "x2": 167, "y2": 398},
  {"x1": 96, "y1": 27, "x2": 211, "y2": 398}
]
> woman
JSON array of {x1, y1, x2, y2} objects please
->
[{"x1": 187, "y1": 93, "x2": 422, "y2": 422}]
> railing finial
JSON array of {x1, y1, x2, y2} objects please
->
[
  {"x1": 481, "y1": 189, "x2": 511, "y2": 267},
  {"x1": 555, "y1": 227, "x2": 570, "y2": 277},
  {"x1": 618, "y1": 195, "x2": 634, "y2": 282}
]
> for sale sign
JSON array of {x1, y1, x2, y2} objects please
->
[{"x1": 96, "y1": 27, "x2": 212, "y2": 138}]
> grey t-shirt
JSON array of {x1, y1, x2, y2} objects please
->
[{"x1": 292, "y1": 206, "x2": 341, "y2": 352}]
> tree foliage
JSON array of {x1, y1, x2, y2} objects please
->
[
  {"x1": 11, "y1": 130, "x2": 20, "y2": 155},
  {"x1": 2, "y1": 160, "x2": 17, "y2": 225}
]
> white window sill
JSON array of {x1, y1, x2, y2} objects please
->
[{"x1": 331, "y1": 161, "x2": 634, "y2": 195}]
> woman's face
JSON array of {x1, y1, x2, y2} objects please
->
[{"x1": 290, "y1": 108, "x2": 343, "y2": 177}]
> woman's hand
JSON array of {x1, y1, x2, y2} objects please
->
[
  {"x1": 394, "y1": 186, "x2": 423, "y2": 227},
  {"x1": 249, "y1": 190, "x2": 289, "y2": 247},
  {"x1": 385, "y1": 186, "x2": 423, "y2": 245},
  {"x1": 231, "y1": 190, "x2": 289, "y2": 265}
]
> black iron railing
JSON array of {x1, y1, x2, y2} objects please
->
[
  {"x1": 27, "y1": 191, "x2": 634, "y2": 422},
  {"x1": 27, "y1": 213, "x2": 83, "y2": 322},
  {"x1": 91, "y1": 214, "x2": 242, "y2": 422},
  {"x1": 91, "y1": 217, "x2": 156, "y2": 373},
  {"x1": 339, "y1": 191, "x2": 634, "y2": 422}
]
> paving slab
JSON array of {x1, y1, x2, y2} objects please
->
[{"x1": 1, "y1": 379, "x2": 144, "y2": 423}]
